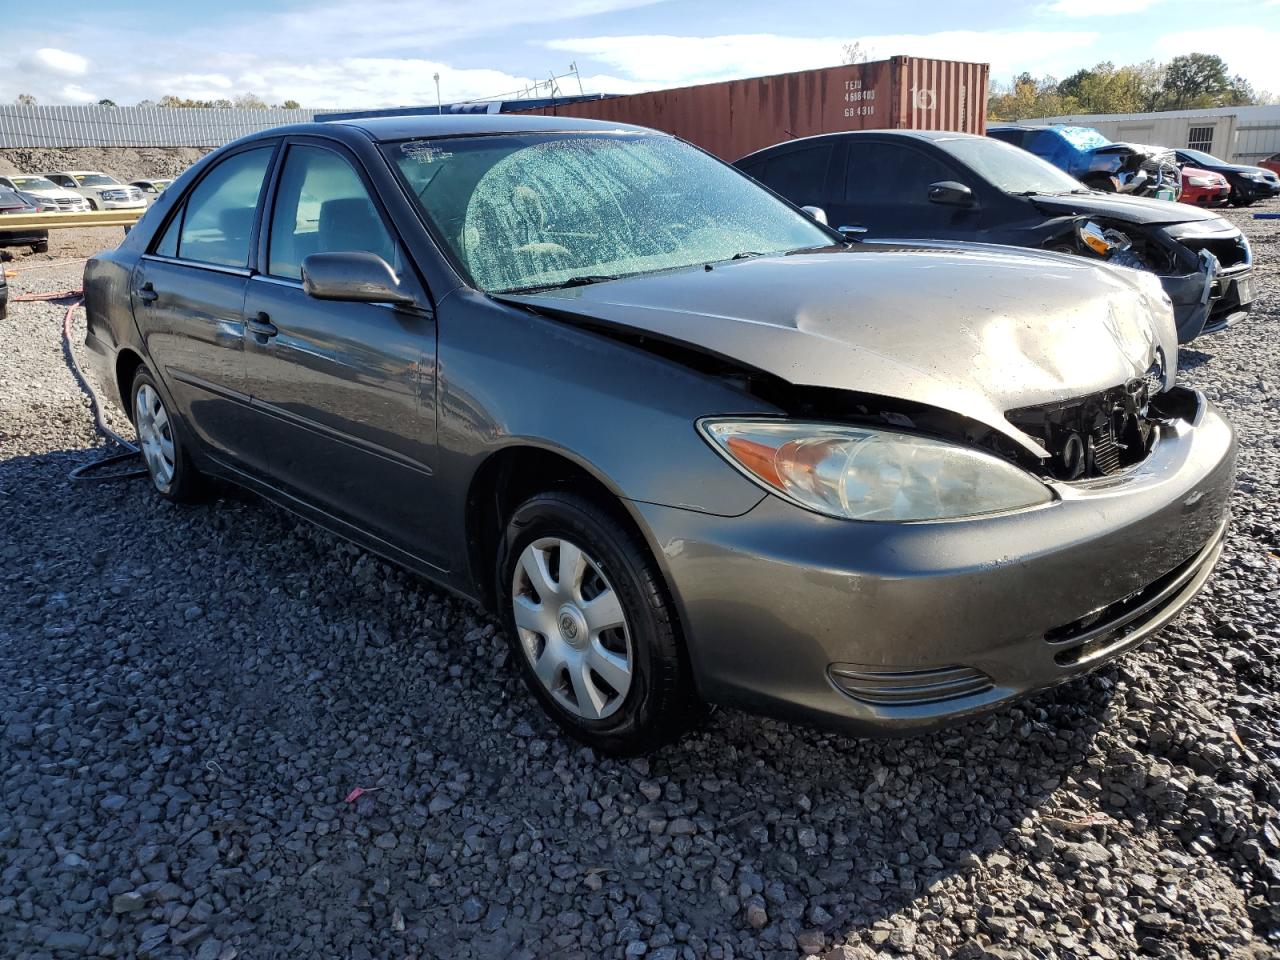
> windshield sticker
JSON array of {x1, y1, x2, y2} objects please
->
[{"x1": 402, "y1": 143, "x2": 453, "y2": 164}]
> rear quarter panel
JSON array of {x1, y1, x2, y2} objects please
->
[{"x1": 83, "y1": 249, "x2": 143, "y2": 410}]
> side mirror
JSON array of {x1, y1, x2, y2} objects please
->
[
  {"x1": 800, "y1": 205, "x2": 828, "y2": 225},
  {"x1": 927, "y1": 180, "x2": 975, "y2": 206},
  {"x1": 301, "y1": 252, "x2": 418, "y2": 307}
]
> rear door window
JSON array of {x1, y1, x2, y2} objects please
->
[
  {"x1": 752, "y1": 145, "x2": 834, "y2": 206},
  {"x1": 844, "y1": 141, "x2": 960, "y2": 205},
  {"x1": 168, "y1": 147, "x2": 273, "y2": 268}
]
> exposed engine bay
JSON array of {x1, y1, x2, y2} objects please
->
[
  {"x1": 1006, "y1": 353, "x2": 1170, "y2": 480},
  {"x1": 1058, "y1": 218, "x2": 1181, "y2": 274},
  {"x1": 1105, "y1": 142, "x2": 1182, "y2": 199}
]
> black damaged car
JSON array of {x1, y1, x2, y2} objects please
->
[{"x1": 736, "y1": 130, "x2": 1254, "y2": 343}]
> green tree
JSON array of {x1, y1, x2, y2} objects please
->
[
  {"x1": 987, "y1": 73, "x2": 1077, "y2": 121},
  {"x1": 1159, "y1": 53, "x2": 1232, "y2": 109},
  {"x1": 97, "y1": 98, "x2": 117, "y2": 107},
  {"x1": 279, "y1": 99, "x2": 301, "y2": 109}
]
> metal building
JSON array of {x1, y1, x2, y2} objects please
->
[
  {"x1": 0, "y1": 105, "x2": 318, "y2": 148},
  {"x1": 1021, "y1": 104, "x2": 1280, "y2": 165}
]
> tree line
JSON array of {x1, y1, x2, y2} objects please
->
[
  {"x1": 12, "y1": 93, "x2": 302, "y2": 109},
  {"x1": 988, "y1": 53, "x2": 1272, "y2": 121}
]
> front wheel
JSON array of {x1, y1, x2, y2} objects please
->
[
  {"x1": 130, "y1": 368, "x2": 203, "y2": 501},
  {"x1": 496, "y1": 493, "x2": 700, "y2": 754}
]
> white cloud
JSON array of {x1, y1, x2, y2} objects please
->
[
  {"x1": 59, "y1": 84, "x2": 99, "y2": 104},
  {"x1": 547, "y1": 30, "x2": 1101, "y2": 89},
  {"x1": 0, "y1": 0, "x2": 665, "y2": 106},
  {"x1": 1041, "y1": 0, "x2": 1161, "y2": 16},
  {"x1": 1154, "y1": 27, "x2": 1280, "y2": 94},
  {"x1": 27, "y1": 48, "x2": 89, "y2": 76}
]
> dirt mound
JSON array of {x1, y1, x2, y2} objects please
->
[{"x1": 0, "y1": 146, "x2": 210, "y2": 182}]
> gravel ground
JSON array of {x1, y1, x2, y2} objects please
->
[{"x1": 1, "y1": 202, "x2": 1278, "y2": 960}]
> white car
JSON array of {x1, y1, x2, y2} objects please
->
[
  {"x1": 130, "y1": 178, "x2": 174, "y2": 206},
  {"x1": 44, "y1": 171, "x2": 146, "y2": 211},
  {"x1": 0, "y1": 174, "x2": 90, "y2": 212}
]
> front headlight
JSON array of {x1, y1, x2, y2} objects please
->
[
  {"x1": 1188, "y1": 176, "x2": 1213, "y2": 187},
  {"x1": 699, "y1": 419, "x2": 1054, "y2": 522}
]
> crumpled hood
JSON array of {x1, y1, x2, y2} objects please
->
[
  {"x1": 499, "y1": 244, "x2": 1178, "y2": 458},
  {"x1": 1031, "y1": 189, "x2": 1223, "y2": 226}
]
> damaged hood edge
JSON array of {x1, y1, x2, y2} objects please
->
[{"x1": 493, "y1": 246, "x2": 1179, "y2": 461}]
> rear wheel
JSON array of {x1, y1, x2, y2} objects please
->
[
  {"x1": 130, "y1": 368, "x2": 203, "y2": 501},
  {"x1": 496, "y1": 492, "x2": 699, "y2": 754},
  {"x1": 31, "y1": 240, "x2": 48, "y2": 253}
]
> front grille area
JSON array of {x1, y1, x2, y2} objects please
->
[
  {"x1": 829, "y1": 664, "x2": 994, "y2": 707},
  {"x1": 1007, "y1": 370, "x2": 1165, "y2": 481},
  {"x1": 1180, "y1": 235, "x2": 1250, "y2": 271}
]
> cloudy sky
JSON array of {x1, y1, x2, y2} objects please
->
[{"x1": 2, "y1": 0, "x2": 1277, "y2": 108}]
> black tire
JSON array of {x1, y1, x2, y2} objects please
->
[
  {"x1": 87, "y1": 199, "x2": 98, "y2": 211},
  {"x1": 129, "y1": 367, "x2": 204, "y2": 502},
  {"x1": 31, "y1": 240, "x2": 48, "y2": 253},
  {"x1": 1230, "y1": 197, "x2": 1255, "y2": 207},
  {"x1": 495, "y1": 492, "x2": 700, "y2": 754}
]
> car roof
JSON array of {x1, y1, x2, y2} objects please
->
[
  {"x1": 329, "y1": 113, "x2": 653, "y2": 142},
  {"x1": 48, "y1": 170, "x2": 107, "y2": 175},
  {"x1": 737, "y1": 128, "x2": 984, "y2": 160}
]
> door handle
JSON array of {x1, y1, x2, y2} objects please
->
[
  {"x1": 137, "y1": 282, "x2": 158, "y2": 303},
  {"x1": 246, "y1": 312, "x2": 278, "y2": 342}
]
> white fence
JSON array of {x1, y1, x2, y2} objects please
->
[{"x1": 0, "y1": 105, "x2": 320, "y2": 148}]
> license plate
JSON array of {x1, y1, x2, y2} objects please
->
[{"x1": 1236, "y1": 275, "x2": 1255, "y2": 305}]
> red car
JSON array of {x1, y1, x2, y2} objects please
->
[
  {"x1": 1260, "y1": 152, "x2": 1280, "y2": 178},
  {"x1": 1180, "y1": 166, "x2": 1231, "y2": 207}
]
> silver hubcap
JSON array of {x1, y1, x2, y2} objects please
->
[
  {"x1": 134, "y1": 384, "x2": 175, "y2": 491},
  {"x1": 511, "y1": 537, "x2": 633, "y2": 721}
]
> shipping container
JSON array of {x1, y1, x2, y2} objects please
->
[{"x1": 513, "y1": 56, "x2": 988, "y2": 161}]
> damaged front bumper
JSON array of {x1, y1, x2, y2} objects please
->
[
  {"x1": 635, "y1": 389, "x2": 1235, "y2": 736},
  {"x1": 1160, "y1": 242, "x2": 1254, "y2": 343}
]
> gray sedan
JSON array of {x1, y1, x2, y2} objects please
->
[{"x1": 83, "y1": 115, "x2": 1235, "y2": 753}]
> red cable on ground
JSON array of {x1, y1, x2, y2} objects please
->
[{"x1": 12, "y1": 289, "x2": 83, "y2": 302}]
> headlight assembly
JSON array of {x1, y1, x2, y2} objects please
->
[{"x1": 699, "y1": 419, "x2": 1054, "y2": 522}]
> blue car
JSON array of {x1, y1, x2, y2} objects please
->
[{"x1": 989, "y1": 124, "x2": 1177, "y2": 196}]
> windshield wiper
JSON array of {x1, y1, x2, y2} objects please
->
[
  {"x1": 730, "y1": 250, "x2": 764, "y2": 260},
  {"x1": 497, "y1": 274, "x2": 621, "y2": 295}
]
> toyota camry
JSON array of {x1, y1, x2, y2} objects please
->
[{"x1": 83, "y1": 115, "x2": 1235, "y2": 753}]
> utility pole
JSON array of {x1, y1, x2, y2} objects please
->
[{"x1": 433, "y1": 73, "x2": 442, "y2": 114}]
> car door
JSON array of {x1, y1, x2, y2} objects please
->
[
  {"x1": 240, "y1": 139, "x2": 442, "y2": 565},
  {"x1": 825, "y1": 139, "x2": 980, "y2": 241},
  {"x1": 130, "y1": 143, "x2": 277, "y2": 466}
]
